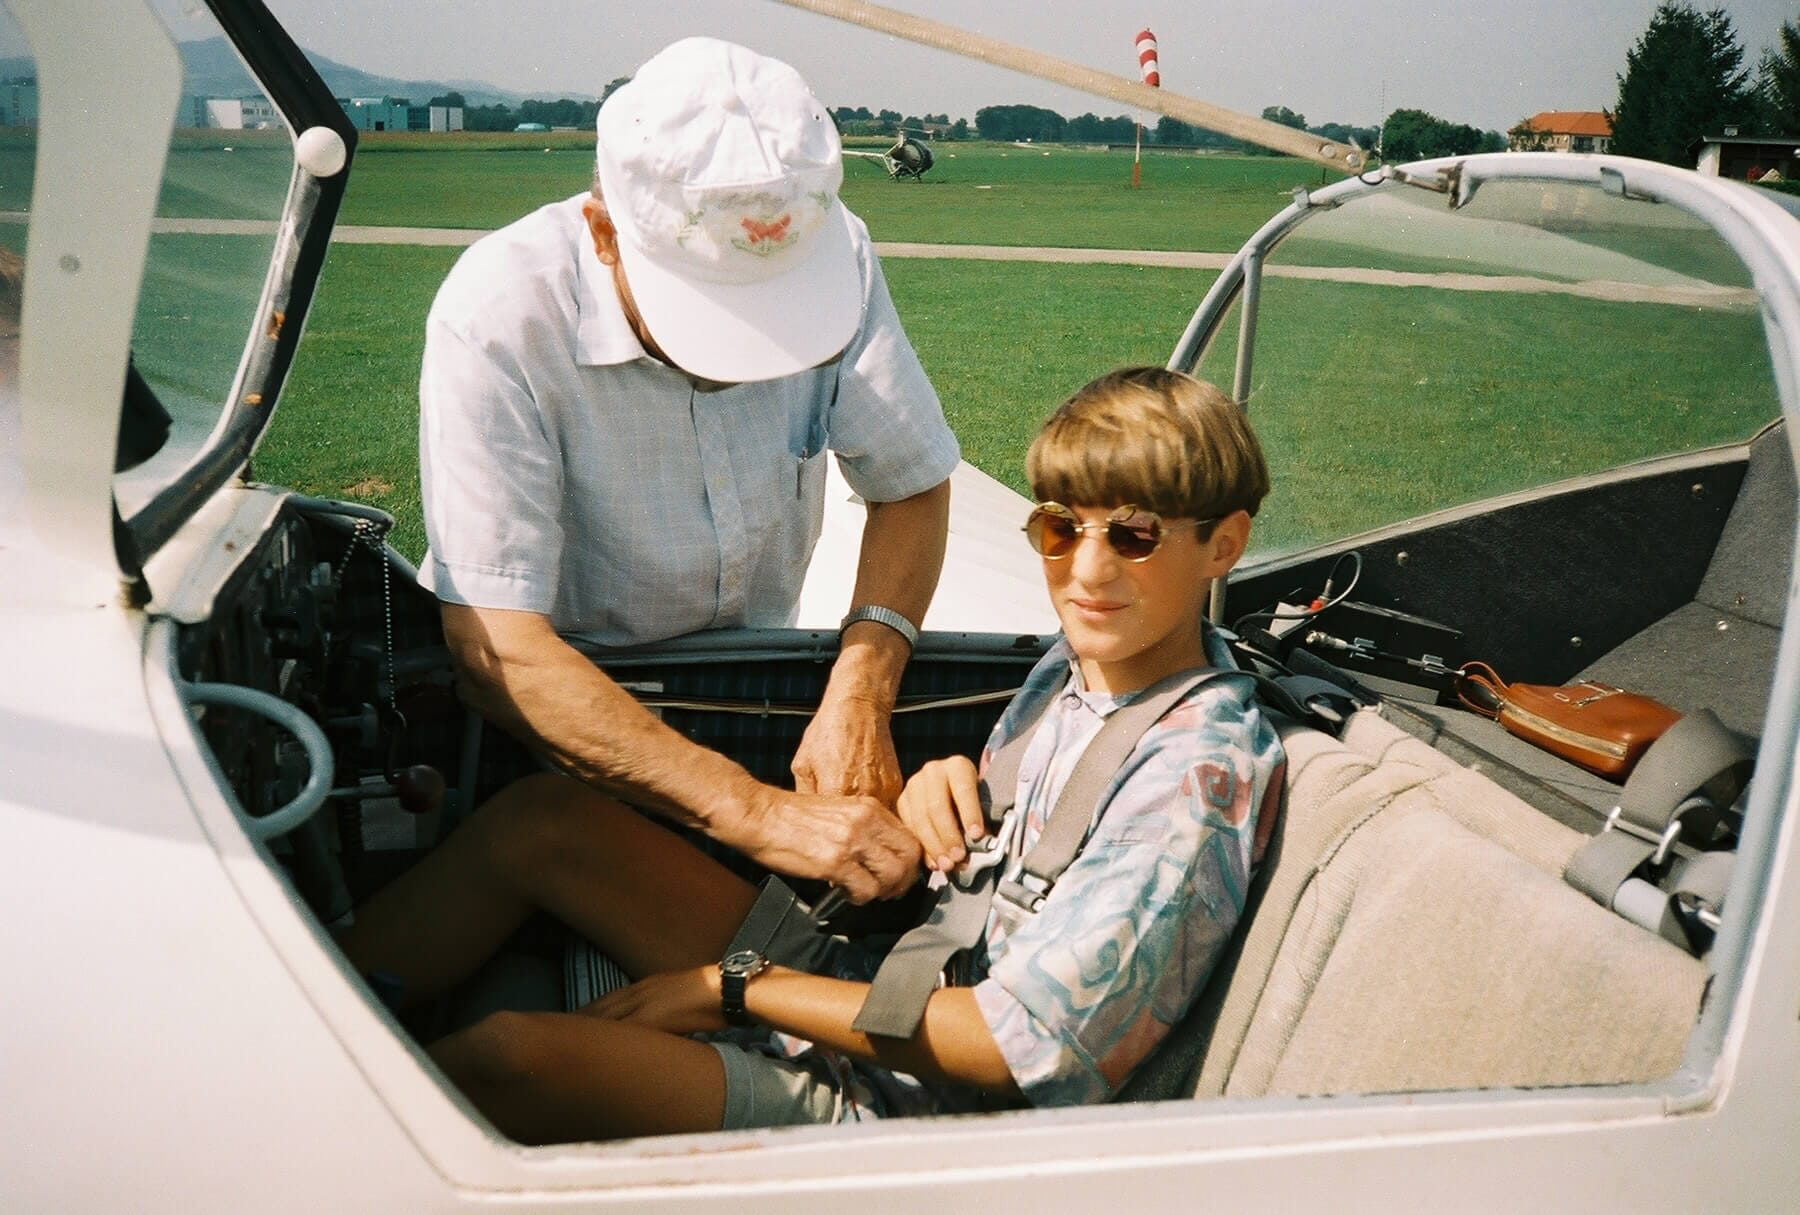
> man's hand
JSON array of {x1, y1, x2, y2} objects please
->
[
  {"x1": 718, "y1": 786, "x2": 921, "y2": 904},
  {"x1": 897, "y1": 756, "x2": 987, "y2": 874},
  {"x1": 798, "y1": 478, "x2": 950, "y2": 802},
  {"x1": 792, "y1": 693, "x2": 903, "y2": 805}
]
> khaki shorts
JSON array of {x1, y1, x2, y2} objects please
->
[{"x1": 710, "y1": 1040, "x2": 844, "y2": 1129}]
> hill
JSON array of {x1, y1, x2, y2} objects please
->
[{"x1": 0, "y1": 37, "x2": 588, "y2": 109}]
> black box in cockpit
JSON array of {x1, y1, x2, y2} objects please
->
[{"x1": 1294, "y1": 600, "x2": 1464, "y2": 695}]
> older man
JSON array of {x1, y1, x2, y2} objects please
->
[{"x1": 416, "y1": 38, "x2": 957, "y2": 902}]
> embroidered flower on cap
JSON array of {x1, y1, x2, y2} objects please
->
[{"x1": 664, "y1": 189, "x2": 830, "y2": 273}]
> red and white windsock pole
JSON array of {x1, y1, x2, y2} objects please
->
[
  {"x1": 1134, "y1": 28, "x2": 1159, "y2": 188},
  {"x1": 1136, "y1": 28, "x2": 1161, "y2": 87}
]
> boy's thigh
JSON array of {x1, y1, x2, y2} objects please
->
[{"x1": 711, "y1": 1040, "x2": 843, "y2": 1128}]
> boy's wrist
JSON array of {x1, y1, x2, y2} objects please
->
[{"x1": 719, "y1": 949, "x2": 770, "y2": 1026}]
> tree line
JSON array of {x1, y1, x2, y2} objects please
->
[
  {"x1": 428, "y1": 78, "x2": 629, "y2": 132},
  {"x1": 1599, "y1": 3, "x2": 1800, "y2": 167},
  {"x1": 418, "y1": 5, "x2": 1800, "y2": 172}
]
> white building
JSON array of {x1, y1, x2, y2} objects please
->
[{"x1": 184, "y1": 94, "x2": 285, "y2": 131}]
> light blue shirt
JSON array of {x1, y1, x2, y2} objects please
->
[{"x1": 418, "y1": 194, "x2": 959, "y2": 645}]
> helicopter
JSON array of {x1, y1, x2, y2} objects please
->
[{"x1": 842, "y1": 128, "x2": 936, "y2": 180}]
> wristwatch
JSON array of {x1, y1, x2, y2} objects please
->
[
  {"x1": 839, "y1": 603, "x2": 919, "y2": 651},
  {"x1": 719, "y1": 948, "x2": 770, "y2": 1027}
]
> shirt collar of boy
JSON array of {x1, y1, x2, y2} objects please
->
[{"x1": 1055, "y1": 623, "x2": 1234, "y2": 711}]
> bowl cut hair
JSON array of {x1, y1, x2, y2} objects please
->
[{"x1": 1027, "y1": 366, "x2": 1270, "y2": 526}]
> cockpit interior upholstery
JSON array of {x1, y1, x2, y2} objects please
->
[
  {"x1": 1575, "y1": 421, "x2": 1792, "y2": 738},
  {"x1": 1122, "y1": 710, "x2": 1706, "y2": 1103},
  {"x1": 1365, "y1": 422, "x2": 1790, "y2": 827}
]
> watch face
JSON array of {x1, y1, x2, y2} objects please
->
[{"x1": 722, "y1": 949, "x2": 763, "y2": 976}]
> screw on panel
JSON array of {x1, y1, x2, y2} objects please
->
[
  {"x1": 1395, "y1": 551, "x2": 1410, "y2": 566},
  {"x1": 1569, "y1": 636, "x2": 1583, "y2": 648}
]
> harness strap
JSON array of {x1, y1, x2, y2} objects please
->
[
  {"x1": 1564, "y1": 708, "x2": 1752, "y2": 947},
  {"x1": 851, "y1": 666, "x2": 1223, "y2": 1040}
]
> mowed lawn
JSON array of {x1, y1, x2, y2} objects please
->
[
  {"x1": 249, "y1": 134, "x2": 1779, "y2": 565},
  {"x1": 265, "y1": 137, "x2": 1339, "y2": 560},
  {"x1": 331, "y1": 132, "x2": 1332, "y2": 251},
  {"x1": 261, "y1": 240, "x2": 1777, "y2": 563}
]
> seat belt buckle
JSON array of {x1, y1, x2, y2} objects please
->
[
  {"x1": 1603, "y1": 794, "x2": 1713, "y2": 867},
  {"x1": 951, "y1": 808, "x2": 1019, "y2": 890},
  {"x1": 996, "y1": 866, "x2": 1053, "y2": 914}
]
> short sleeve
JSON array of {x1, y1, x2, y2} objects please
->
[
  {"x1": 824, "y1": 224, "x2": 960, "y2": 504},
  {"x1": 417, "y1": 316, "x2": 566, "y2": 614}
]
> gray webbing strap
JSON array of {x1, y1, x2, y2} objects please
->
[
  {"x1": 851, "y1": 667, "x2": 1221, "y2": 1039},
  {"x1": 726, "y1": 875, "x2": 837, "y2": 971},
  {"x1": 846, "y1": 692, "x2": 1050, "y2": 1040},
  {"x1": 994, "y1": 672, "x2": 1216, "y2": 912},
  {"x1": 1565, "y1": 709, "x2": 1753, "y2": 912}
]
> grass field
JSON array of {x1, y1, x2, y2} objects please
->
[
  {"x1": 257, "y1": 237, "x2": 1778, "y2": 563},
  {"x1": 72, "y1": 130, "x2": 1770, "y2": 569},
  {"x1": 294, "y1": 132, "x2": 1335, "y2": 252}
]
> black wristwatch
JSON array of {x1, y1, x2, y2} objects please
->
[{"x1": 719, "y1": 948, "x2": 770, "y2": 1027}]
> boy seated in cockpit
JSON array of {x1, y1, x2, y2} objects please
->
[{"x1": 341, "y1": 366, "x2": 1285, "y2": 1141}]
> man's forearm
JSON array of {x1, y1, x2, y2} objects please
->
[
  {"x1": 828, "y1": 478, "x2": 951, "y2": 709},
  {"x1": 445, "y1": 607, "x2": 764, "y2": 831},
  {"x1": 445, "y1": 604, "x2": 925, "y2": 900}
]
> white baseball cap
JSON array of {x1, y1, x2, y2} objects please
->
[{"x1": 595, "y1": 38, "x2": 860, "y2": 384}]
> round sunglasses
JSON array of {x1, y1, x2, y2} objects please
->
[{"x1": 1023, "y1": 502, "x2": 1217, "y2": 562}]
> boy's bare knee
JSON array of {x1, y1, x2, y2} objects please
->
[
  {"x1": 477, "y1": 773, "x2": 614, "y2": 879},
  {"x1": 433, "y1": 1009, "x2": 555, "y2": 1092}
]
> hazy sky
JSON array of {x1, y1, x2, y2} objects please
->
[{"x1": 211, "y1": 1, "x2": 1790, "y2": 132}]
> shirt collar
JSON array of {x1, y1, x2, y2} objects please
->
[
  {"x1": 1054, "y1": 622, "x2": 1232, "y2": 714},
  {"x1": 574, "y1": 207, "x2": 652, "y2": 368}
]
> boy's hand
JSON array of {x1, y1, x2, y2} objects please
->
[
  {"x1": 581, "y1": 967, "x2": 726, "y2": 1036},
  {"x1": 897, "y1": 756, "x2": 987, "y2": 873}
]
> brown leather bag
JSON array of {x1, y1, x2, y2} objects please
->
[{"x1": 1456, "y1": 662, "x2": 1683, "y2": 781}]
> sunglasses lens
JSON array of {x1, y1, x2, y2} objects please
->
[
  {"x1": 1026, "y1": 508, "x2": 1079, "y2": 557},
  {"x1": 1107, "y1": 519, "x2": 1162, "y2": 560}
]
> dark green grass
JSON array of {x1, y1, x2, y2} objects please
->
[
  {"x1": 133, "y1": 232, "x2": 282, "y2": 443},
  {"x1": 157, "y1": 132, "x2": 294, "y2": 221},
  {"x1": 259, "y1": 242, "x2": 1778, "y2": 564},
  {"x1": 1236, "y1": 280, "x2": 1775, "y2": 552},
  {"x1": 252, "y1": 244, "x2": 462, "y2": 557},
  {"x1": 322, "y1": 136, "x2": 1328, "y2": 252},
  {"x1": 842, "y1": 145, "x2": 1333, "y2": 251}
]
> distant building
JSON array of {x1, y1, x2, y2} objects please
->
[
  {"x1": 0, "y1": 79, "x2": 37, "y2": 127},
  {"x1": 339, "y1": 97, "x2": 463, "y2": 133},
  {"x1": 1509, "y1": 112, "x2": 1612, "y2": 154},
  {"x1": 1691, "y1": 132, "x2": 1800, "y2": 182},
  {"x1": 172, "y1": 92, "x2": 464, "y2": 133},
  {"x1": 202, "y1": 96, "x2": 285, "y2": 131}
]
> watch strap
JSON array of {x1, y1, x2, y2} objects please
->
[
  {"x1": 840, "y1": 603, "x2": 918, "y2": 650},
  {"x1": 719, "y1": 949, "x2": 767, "y2": 1027}
]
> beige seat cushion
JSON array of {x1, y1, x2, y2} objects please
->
[
  {"x1": 1165, "y1": 709, "x2": 1702, "y2": 1102},
  {"x1": 1243, "y1": 807, "x2": 1704, "y2": 1097}
]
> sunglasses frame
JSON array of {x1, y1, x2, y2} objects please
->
[{"x1": 1023, "y1": 502, "x2": 1218, "y2": 562}]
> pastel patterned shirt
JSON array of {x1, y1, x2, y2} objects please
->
[{"x1": 767, "y1": 626, "x2": 1285, "y2": 1118}]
